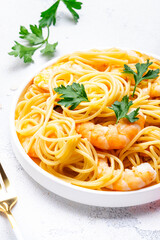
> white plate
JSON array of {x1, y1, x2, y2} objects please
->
[{"x1": 10, "y1": 54, "x2": 160, "y2": 207}]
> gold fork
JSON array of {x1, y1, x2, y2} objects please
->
[{"x1": 0, "y1": 163, "x2": 24, "y2": 239}]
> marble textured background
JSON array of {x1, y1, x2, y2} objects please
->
[{"x1": 1, "y1": 0, "x2": 160, "y2": 239}]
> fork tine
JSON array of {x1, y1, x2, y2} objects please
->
[{"x1": 0, "y1": 163, "x2": 10, "y2": 191}]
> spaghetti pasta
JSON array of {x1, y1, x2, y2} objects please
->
[{"x1": 15, "y1": 48, "x2": 160, "y2": 191}]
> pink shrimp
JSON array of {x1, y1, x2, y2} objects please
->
[
  {"x1": 76, "y1": 112, "x2": 145, "y2": 150},
  {"x1": 142, "y1": 80, "x2": 160, "y2": 98},
  {"x1": 98, "y1": 159, "x2": 156, "y2": 191},
  {"x1": 150, "y1": 82, "x2": 160, "y2": 97}
]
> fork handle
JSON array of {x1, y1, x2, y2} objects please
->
[{"x1": 5, "y1": 209, "x2": 24, "y2": 240}]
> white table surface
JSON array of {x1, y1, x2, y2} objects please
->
[{"x1": 1, "y1": 0, "x2": 160, "y2": 239}]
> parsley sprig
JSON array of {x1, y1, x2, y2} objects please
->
[
  {"x1": 61, "y1": 0, "x2": 82, "y2": 22},
  {"x1": 123, "y1": 60, "x2": 159, "y2": 97},
  {"x1": 9, "y1": 26, "x2": 58, "y2": 63},
  {"x1": 109, "y1": 95, "x2": 140, "y2": 123},
  {"x1": 39, "y1": 0, "x2": 82, "y2": 27},
  {"x1": 54, "y1": 83, "x2": 89, "y2": 110},
  {"x1": 9, "y1": 0, "x2": 82, "y2": 63}
]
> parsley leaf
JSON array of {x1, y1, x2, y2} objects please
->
[
  {"x1": 39, "y1": 0, "x2": 82, "y2": 27},
  {"x1": 9, "y1": 26, "x2": 58, "y2": 63},
  {"x1": 109, "y1": 95, "x2": 139, "y2": 123},
  {"x1": 8, "y1": 41, "x2": 38, "y2": 63},
  {"x1": 9, "y1": 0, "x2": 82, "y2": 63},
  {"x1": 19, "y1": 25, "x2": 44, "y2": 45},
  {"x1": 62, "y1": 0, "x2": 83, "y2": 22},
  {"x1": 39, "y1": 1, "x2": 60, "y2": 27},
  {"x1": 40, "y1": 42, "x2": 58, "y2": 55},
  {"x1": 54, "y1": 83, "x2": 89, "y2": 110},
  {"x1": 123, "y1": 59, "x2": 159, "y2": 96},
  {"x1": 125, "y1": 107, "x2": 140, "y2": 123}
]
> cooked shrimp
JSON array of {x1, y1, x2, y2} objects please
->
[
  {"x1": 76, "y1": 112, "x2": 145, "y2": 150},
  {"x1": 34, "y1": 62, "x2": 83, "y2": 90},
  {"x1": 18, "y1": 135, "x2": 37, "y2": 158},
  {"x1": 33, "y1": 63, "x2": 62, "y2": 90},
  {"x1": 150, "y1": 82, "x2": 160, "y2": 97},
  {"x1": 142, "y1": 80, "x2": 160, "y2": 98},
  {"x1": 98, "y1": 160, "x2": 156, "y2": 191}
]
